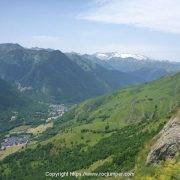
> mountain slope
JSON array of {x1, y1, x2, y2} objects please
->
[
  {"x1": 0, "y1": 78, "x2": 27, "y2": 132},
  {"x1": 0, "y1": 78, "x2": 26, "y2": 110},
  {"x1": 0, "y1": 78, "x2": 48, "y2": 132},
  {"x1": 66, "y1": 52, "x2": 143, "y2": 89},
  {"x1": 1, "y1": 73, "x2": 179, "y2": 179},
  {"x1": 0, "y1": 44, "x2": 107, "y2": 103},
  {"x1": 129, "y1": 67, "x2": 168, "y2": 81},
  {"x1": 1, "y1": 43, "x2": 178, "y2": 104},
  {"x1": 84, "y1": 52, "x2": 180, "y2": 73},
  {"x1": 0, "y1": 44, "x2": 145, "y2": 104}
]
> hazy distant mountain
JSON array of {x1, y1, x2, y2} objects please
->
[
  {"x1": 130, "y1": 67, "x2": 168, "y2": 82},
  {"x1": 0, "y1": 43, "x2": 23, "y2": 52},
  {"x1": 1, "y1": 44, "x2": 179, "y2": 104},
  {"x1": 0, "y1": 44, "x2": 105, "y2": 103},
  {"x1": 83, "y1": 52, "x2": 180, "y2": 73},
  {"x1": 30, "y1": 47, "x2": 54, "y2": 52},
  {"x1": 0, "y1": 44, "x2": 143, "y2": 104},
  {"x1": 66, "y1": 52, "x2": 142, "y2": 89},
  {"x1": 93, "y1": 52, "x2": 148, "y2": 61}
]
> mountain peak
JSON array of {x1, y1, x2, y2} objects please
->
[
  {"x1": 30, "y1": 47, "x2": 54, "y2": 52},
  {"x1": 94, "y1": 52, "x2": 148, "y2": 61},
  {"x1": 0, "y1": 43, "x2": 23, "y2": 51}
]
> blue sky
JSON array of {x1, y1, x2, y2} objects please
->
[{"x1": 0, "y1": 0, "x2": 180, "y2": 61}]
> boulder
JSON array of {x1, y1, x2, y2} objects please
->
[{"x1": 147, "y1": 112, "x2": 180, "y2": 164}]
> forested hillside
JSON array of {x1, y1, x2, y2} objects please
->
[
  {"x1": 1, "y1": 73, "x2": 179, "y2": 179},
  {"x1": 0, "y1": 43, "x2": 144, "y2": 104},
  {"x1": 1, "y1": 43, "x2": 179, "y2": 104},
  {"x1": 0, "y1": 78, "x2": 25, "y2": 110},
  {"x1": 0, "y1": 78, "x2": 48, "y2": 132}
]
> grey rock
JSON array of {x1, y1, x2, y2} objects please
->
[{"x1": 147, "y1": 111, "x2": 180, "y2": 164}]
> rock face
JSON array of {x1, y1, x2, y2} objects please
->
[{"x1": 147, "y1": 111, "x2": 180, "y2": 164}]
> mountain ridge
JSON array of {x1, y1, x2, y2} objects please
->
[
  {"x1": 0, "y1": 72, "x2": 179, "y2": 179},
  {"x1": 0, "y1": 43, "x2": 179, "y2": 105},
  {"x1": 0, "y1": 43, "x2": 163, "y2": 104},
  {"x1": 93, "y1": 52, "x2": 148, "y2": 60}
]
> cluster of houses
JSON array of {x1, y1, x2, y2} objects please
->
[
  {"x1": 0, "y1": 135, "x2": 29, "y2": 150},
  {"x1": 47, "y1": 104, "x2": 67, "y2": 122},
  {"x1": 0, "y1": 104, "x2": 68, "y2": 151}
]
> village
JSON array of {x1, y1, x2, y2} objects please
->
[
  {"x1": 0, "y1": 135, "x2": 29, "y2": 150},
  {"x1": 47, "y1": 104, "x2": 67, "y2": 121},
  {"x1": 0, "y1": 104, "x2": 67, "y2": 151}
]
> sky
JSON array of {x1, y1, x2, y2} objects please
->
[{"x1": 0, "y1": 0, "x2": 180, "y2": 61}]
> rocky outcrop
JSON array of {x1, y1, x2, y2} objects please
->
[{"x1": 147, "y1": 111, "x2": 180, "y2": 164}]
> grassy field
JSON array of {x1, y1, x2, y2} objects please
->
[
  {"x1": 27, "y1": 122, "x2": 53, "y2": 135},
  {"x1": 42, "y1": 73, "x2": 179, "y2": 152},
  {"x1": 0, "y1": 73, "x2": 179, "y2": 179},
  {"x1": 0, "y1": 145, "x2": 24, "y2": 160},
  {"x1": 9, "y1": 125, "x2": 31, "y2": 134},
  {"x1": 9, "y1": 122, "x2": 53, "y2": 136}
]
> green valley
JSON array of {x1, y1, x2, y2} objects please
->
[
  {"x1": 0, "y1": 72, "x2": 179, "y2": 179},
  {"x1": 1, "y1": 1, "x2": 180, "y2": 179}
]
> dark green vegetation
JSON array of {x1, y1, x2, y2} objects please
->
[
  {"x1": 67, "y1": 53, "x2": 142, "y2": 90},
  {"x1": 0, "y1": 78, "x2": 48, "y2": 132},
  {"x1": 1, "y1": 43, "x2": 179, "y2": 104},
  {"x1": 0, "y1": 43, "x2": 139, "y2": 104},
  {"x1": 0, "y1": 78, "x2": 25, "y2": 110},
  {"x1": 1, "y1": 73, "x2": 179, "y2": 179}
]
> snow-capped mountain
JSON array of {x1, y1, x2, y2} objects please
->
[{"x1": 94, "y1": 52, "x2": 148, "y2": 60}]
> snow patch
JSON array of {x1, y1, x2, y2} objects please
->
[{"x1": 94, "y1": 52, "x2": 148, "y2": 61}]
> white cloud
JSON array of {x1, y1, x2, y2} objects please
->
[{"x1": 79, "y1": 0, "x2": 180, "y2": 34}]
